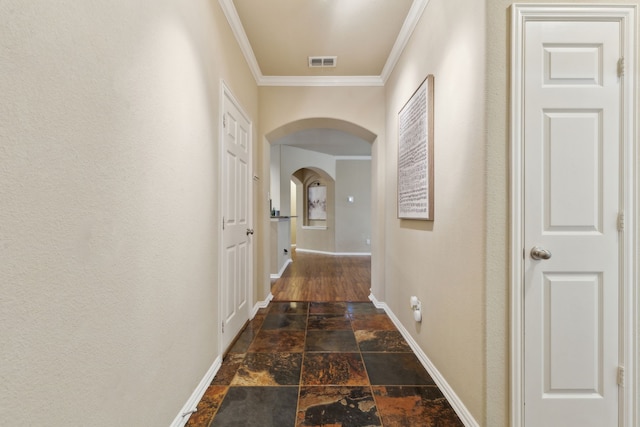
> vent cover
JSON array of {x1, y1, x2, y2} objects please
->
[{"x1": 308, "y1": 56, "x2": 337, "y2": 68}]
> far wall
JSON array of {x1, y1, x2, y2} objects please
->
[{"x1": 335, "y1": 159, "x2": 372, "y2": 253}]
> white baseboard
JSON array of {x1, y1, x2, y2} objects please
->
[
  {"x1": 270, "y1": 259, "x2": 292, "y2": 279},
  {"x1": 251, "y1": 293, "x2": 273, "y2": 318},
  {"x1": 173, "y1": 292, "x2": 277, "y2": 426},
  {"x1": 368, "y1": 293, "x2": 385, "y2": 309},
  {"x1": 295, "y1": 248, "x2": 371, "y2": 256},
  {"x1": 368, "y1": 293, "x2": 480, "y2": 427},
  {"x1": 173, "y1": 292, "x2": 277, "y2": 427},
  {"x1": 170, "y1": 355, "x2": 223, "y2": 427}
]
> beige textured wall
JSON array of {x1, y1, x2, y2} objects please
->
[
  {"x1": 259, "y1": 87, "x2": 385, "y2": 139},
  {"x1": 0, "y1": 1, "x2": 257, "y2": 425},
  {"x1": 484, "y1": 3, "x2": 509, "y2": 424},
  {"x1": 384, "y1": 0, "x2": 487, "y2": 422}
]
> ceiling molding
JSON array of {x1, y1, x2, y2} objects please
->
[
  {"x1": 335, "y1": 156, "x2": 372, "y2": 160},
  {"x1": 218, "y1": 0, "x2": 262, "y2": 82},
  {"x1": 380, "y1": 0, "x2": 430, "y2": 83},
  {"x1": 219, "y1": 0, "x2": 428, "y2": 87},
  {"x1": 259, "y1": 75, "x2": 384, "y2": 87}
]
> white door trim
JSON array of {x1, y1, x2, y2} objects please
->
[
  {"x1": 218, "y1": 80, "x2": 254, "y2": 355},
  {"x1": 510, "y1": 4, "x2": 637, "y2": 427}
]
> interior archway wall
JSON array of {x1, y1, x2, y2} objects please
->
[
  {"x1": 257, "y1": 86, "x2": 386, "y2": 302},
  {"x1": 292, "y1": 167, "x2": 336, "y2": 253}
]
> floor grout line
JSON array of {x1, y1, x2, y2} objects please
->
[{"x1": 192, "y1": 301, "x2": 463, "y2": 427}]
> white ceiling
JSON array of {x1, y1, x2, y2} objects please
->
[
  {"x1": 273, "y1": 128, "x2": 372, "y2": 156},
  {"x1": 220, "y1": 1, "x2": 427, "y2": 154},
  {"x1": 220, "y1": 0, "x2": 429, "y2": 86}
]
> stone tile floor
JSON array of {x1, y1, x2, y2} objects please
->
[{"x1": 185, "y1": 301, "x2": 464, "y2": 427}]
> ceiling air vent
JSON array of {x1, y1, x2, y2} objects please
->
[{"x1": 308, "y1": 56, "x2": 337, "y2": 68}]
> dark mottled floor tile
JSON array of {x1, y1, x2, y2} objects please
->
[
  {"x1": 305, "y1": 330, "x2": 359, "y2": 352},
  {"x1": 373, "y1": 386, "x2": 464, "y2": 427},
  {"x1": 185, "y1": 385, "x2": 227, "y2": 427},
  {"x1": 362, "y1": 353, "x2": 435, "y2": 386},
  {"x1": 350, "y1": 314, "x2": 397, "y2": 331},
  {"x1": 211, "y1": 354, "x2": 245, "y2": 385},
  {"x1": 302, "y1": 353, "x2": 369, "y2": 386},
  {"x1": 211, "y1": 386, "x2": 298, "y2": 427},
  {"x1": 262, "y1": 313, "x2": 307, "y2": 330},
  {"x1": 355, "y1": 330, "x2": 411, "y2": 352},
  {"x1": 248, "y1": 330, "x2": 306, "y2": 352},
  {"x1": 309, "y1": 302, "x2": 347, "y2": 314},
  {"x1": 200, "y1": 301, "x2": 464, "y2": 426},
  {"x1": 249, "y1": 314, "x2": 266, "y2": 330},
  {"x1": 227, "y1": 324, "x2": 260, "y2": 353},
  {"x1": 269, "y1": 301, "x2": 309, "y2": 314},
  {"x1": 307, "y1": 314, "x2": 352, "y2": 330},
  {"x1": 297, "y1": 386, "x2": 381, "y2": 426},
  {"x1": 346, "y1": 302, "x2": 386, "y2": 315},
  {"x1": 256, "y1": 306, "x2": 270, "y2": 316},
  {"x1": 231, "y1": 353, "x2": 302, "y2": 386}
]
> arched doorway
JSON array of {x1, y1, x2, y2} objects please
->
[{"x1": 266, "y1": 119, "x2": 375, "y2": 301}]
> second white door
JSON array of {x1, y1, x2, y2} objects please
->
[
  {"x1": 221, "y1": 87, "x2": 252, "y2": 353},
  {"x1": 522, "y1": 15, "x2": 623, "y2": 427}
]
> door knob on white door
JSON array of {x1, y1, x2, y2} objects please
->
[
  {"x1": 530, "y1": 246, "x2": 551, "y2": 260},
  {"x1": 246, "y1": 228, "x2": 254, "y2": 236}
]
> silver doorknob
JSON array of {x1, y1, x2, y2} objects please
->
[
  {"x1": 246, "y1": 228, "x2": 254, "y2": 236},
  {"x1": 530, "y1": 246, "x2": 551, "y2": 260}
]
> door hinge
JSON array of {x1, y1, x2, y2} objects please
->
[
  {"x1": 222, "y1": 216, "x2": 225, "y2": 230},
  {"x1": 617, "y1": 211, "x2": 624, "y2": 231},
  {"x1": 223, "y1": 115, "x2": 227, "y2": 128},
  {"x1": 221, "y1": 321, "x2": 225, "y2": 333},
  {"x1": 618, "y1": 57, "x2": 625, "y2": 77},
  {"x1": 618, "y1": 366, "x2": 625, "y2": 387}
]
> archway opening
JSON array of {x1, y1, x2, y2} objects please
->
[{"x1": 266, "y1": 118, "x2": 374, "y2": 302}]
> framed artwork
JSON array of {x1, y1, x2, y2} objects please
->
[
  {"x1": 308, "y1": 185, "x2": 327, "y2": 220},
  {"x1": 397, "y1": 75, "x2": 434, "y2": 220}
]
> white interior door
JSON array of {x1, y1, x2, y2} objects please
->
[
  {"x1": 221, "y1": 86, "x2": 252, "y2": 352},
  {"x1": 521, "y1": 16, "x2": 623, "y2": 427}
]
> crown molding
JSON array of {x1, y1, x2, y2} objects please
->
[
  {"x1": 258, "y1": 75, "x2": 384, "y2": 87},
  {"x1": 219, "y1": 0, "x2": 428, "y2": 87},
  {"x1": 334, "y1": 156, "x2": 372, "y2": 160},
  {"x1": 218, "y1": 0, "x2": 262, "y2": 82},
  {"x1": 380, "y1": 0, "x2": 430, "y2": 83}
]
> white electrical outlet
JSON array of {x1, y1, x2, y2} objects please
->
[{"x1": 410, "y1": 296, "x2": 422, "y2": 322}]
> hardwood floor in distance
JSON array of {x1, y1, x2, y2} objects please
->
[{"x1": 270, "y1": 250, "x2": 371, "y2": 302}]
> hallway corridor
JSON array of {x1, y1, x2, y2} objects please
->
[{"x1": 185, "y1": 301, "x2": 464, "y2": 426}]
